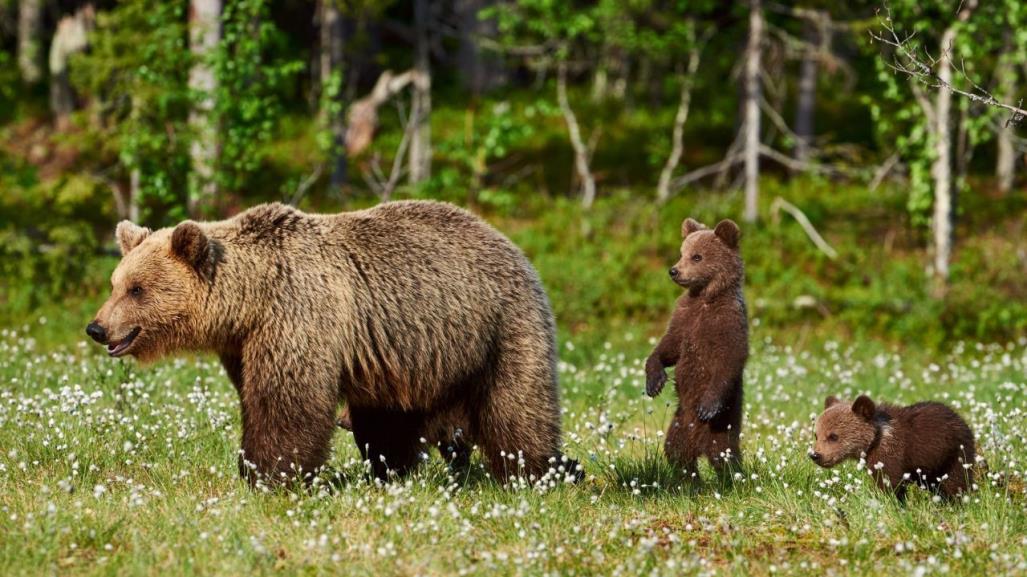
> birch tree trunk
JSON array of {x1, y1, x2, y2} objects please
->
[
  {"x1": 408, "y1": 0, "x2": 432, "y2": 184},
  {"x1": 930, "y1": 26, "x2": 957, "y2": 286},
  {"x1": 18, "y1": 0, "x2": 43, "y2": 83},
  {"x1": 656, "y1": 45, "x2": 703, "y2": 202},
  {"x1": 995, "y1": 50, "x2": 1016, "y2": 192},
  {"x1": 188, "y1": 0, "x2": 222, "y2": 216},
  {"x1": 743, "y1": 0, "x2": 763, "y2": 223},
  {"x1": 319, "y1": 0, "x2": 348, "y2": 189},
  {"x1": 929, "y1": 1, "x2": 977, "y2": 288},
  {"x1": 556, "y1": 61, "x2": 596, "y2": 208}
]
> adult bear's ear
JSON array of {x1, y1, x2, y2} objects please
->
[
  {"x1": 851, "y1": 395, "x2": 876, "y2": 421},
  {"x1": 116, "y1": 221, "x2": 152, "y2": 256},
  {"x1": 682, "y1": 218, "x2": 705, "y2": 238},
  {"x1": 824, "y1": 395, "x2": 839, "y2": 410},
  {"x1": 171, "y1": 221, "x2": 221, "y2": 281},
  {"x1": 714, "y1": 219, "x2": 741, "y2": 249}
]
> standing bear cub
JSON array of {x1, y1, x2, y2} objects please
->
[
  {"x1": 86, "y1": 201, "x2": 575, "y2": 485},
  {"x1": 811, "y1": 395, "x2": 976, "y2": 500},
  {"x1": 645, "y1": 218, "x2": 748, "y2": 478}
]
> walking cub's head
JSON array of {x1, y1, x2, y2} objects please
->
[
  {"x1": 810, "y1": 395, "x2": 879, "y2": 468},
  {"x1": 669, "y1": 218, "x2": 743, "y2": 295}
]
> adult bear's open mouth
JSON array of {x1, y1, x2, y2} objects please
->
[{"x1": 108, "y1": 327, "x2": 141, "y2": 357}]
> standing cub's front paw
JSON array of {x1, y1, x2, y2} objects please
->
[
  {"x1": 645, "y1": 369, "x2": 667, "y2": 397},
  {"x1": 696, "y1": 400, "x2": 723, "y2": 422}
]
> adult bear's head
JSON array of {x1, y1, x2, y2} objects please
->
[{"x1": 86, "y1": 220, "x2": 223, "y2": 361}]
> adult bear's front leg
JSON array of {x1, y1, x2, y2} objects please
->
[{"x1": 236, "y1": 339, "x2": 339, "y2": 486}]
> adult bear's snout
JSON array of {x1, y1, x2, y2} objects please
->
[{"x1": 86, "y1": 321, "x2": 108, "y2": 344}]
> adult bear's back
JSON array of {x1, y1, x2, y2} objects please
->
[{"x1": 327, "y1": 201, "x2": 556, "y2": 410}]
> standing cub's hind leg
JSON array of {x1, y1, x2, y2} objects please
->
[{"x1": 664, "y1": 406, "x2": 700, "y2": 478}]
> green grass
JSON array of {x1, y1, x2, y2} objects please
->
[{"x1": 1, "y1": 324, "x2": 1025, "y2": 576}]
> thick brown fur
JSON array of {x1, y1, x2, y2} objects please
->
[
  {"x1": 645, "y1": 218, "x2": 748, "y2": 478},
  {"x1": 89, "y1": 201, "x2": 572, "y2": 485},
  {"x1": 812, "y1": 395, "x2": 976, "y2": 500}
]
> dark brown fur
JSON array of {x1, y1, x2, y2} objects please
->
[
  {"x1": 336, "y1": 405, "x2": 472, "y2": 470},
  {"x1": 812, "y1": 395, "x2": 976, "y2": 500},
  {"x1": 645, "y1": 218, "x2": 748, "y2": 477},
  {"x1": 88, "y1": 201, "x2": 574, "y2": 485}
]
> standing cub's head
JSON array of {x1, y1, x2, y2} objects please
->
[
  {"x1": 809, "y1": 395, "x2": 879, "y2": 468},
  {"x1": 669, "y1": 218, "x2": 742, "y2": 295},
  {"x1": 85, "y1": 220, "x2": 222, "y2": 361}
]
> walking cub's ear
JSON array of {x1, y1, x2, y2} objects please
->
[
  {"x1": 682, "y1": 218, "x2": 705, "y2": 238},
  {"x1": 852, "y1": 395, "x2": 876, "y2": 421},
  {"x1": 714, "y1": 219, "x2": 741, "y2": 249},
  {"x1": 824, "y1": 395, "x2": 840, "y2": 410}
]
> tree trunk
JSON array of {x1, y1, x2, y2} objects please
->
[
  {"x1": 187, "y1": 0, "x2": 222, "y2": 216},
  {"x1": 129, "y1": 168, "x2": 141, "y2": 222},
  {"x1": 408, "y1": 0, "x2": 432, "y2": 184},
  {"x1": 457, "y1": 0, "x2": 499, "y2": 98},
  {"x1": 319, "y1": 0, "x2": 347, "y2": 189},
  {"x1": 793, "y1": 19, "x2": 819, "y2": 165},
  {"x1": 743, "y1": 0, "x2": 763, "y2": 223},
  {"x1": 995, "y1": 49, "x2": 1016, "y2": 192},
  {"x1": 557, "y1": 61, "x2": 596, "y2": 208},
  {"x1": 931, "y1": 25, "x2": 957, "y2": 286},
  {"x1": 656, "y1": 45, "x2": 703, "y2": 202},
  {"x1": 18, "y1": 0, "x2": 44, "y2": 83},
  {"x1": 49, "y1": 5, "x2": 95, "y2": 131}
]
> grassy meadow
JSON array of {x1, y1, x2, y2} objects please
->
[{"x1": 1, "y1": 313, "x2": 1025, "y2": 575}]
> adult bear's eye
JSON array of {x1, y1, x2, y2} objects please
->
[
  {"x1": 130, "y1": 285, "x2": 144, "y2": 297},
  {"x1": 828, "y1": 433, "x2": 838, "y2": 442},
  {"x1": 691, "y1": 254, "x2": 702, "y2": 262}
]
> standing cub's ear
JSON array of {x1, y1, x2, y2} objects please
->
[
  {"x1": 824, "y1": 395, "x2": 840, "y2": 410},
  {"x1": 851, "y1": 395, "x2": 876, "y2": 421},
  {"x1": 714, "y1": 219, "x2": 741, "y2": 249},
  {"x1": 682, "y1": 218, "x2": 706, "y2": 238},
  {"x1": 171, "y1": 221, "x2": 219, "y2": 280},
  {"x1": 115, "y1": 221, "x2": 152, "y2": 256}
]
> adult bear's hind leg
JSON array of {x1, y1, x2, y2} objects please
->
[
  {"x1": 349, "y1": 407, "x2": 427, "y2": 480},
  {"x1": 474, "y1": 328, "x2": 564, "y2": 483}
]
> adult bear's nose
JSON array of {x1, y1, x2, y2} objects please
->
[
  {"x1": 86, "y1": 321, "x2": 108, "y2": 344},
  {"x1": 669, "y1": 268, "x2": 679, "y2": 278},
  {"x1": 809, "y1": 451, "x2": 822, "y2": 464}
]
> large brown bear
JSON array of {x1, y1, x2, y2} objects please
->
[
  {"x1": 86, "y1": 201, "x2": 574, "y2": 484},
  {"x1": 645, "y1": 218, "x2": 748, "y2": 479}
]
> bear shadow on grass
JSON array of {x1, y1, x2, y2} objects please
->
[
  {"x1": 317, "y1": 442, "x2": 538, "y2": 493},
  {"x1": 601, "y1": 454, "x2": 744, "y2": 499}
]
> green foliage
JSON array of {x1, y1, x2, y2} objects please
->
[
  {"x1": 210, "y1": 0, "x2": 303, "y2": 195},
  {"x1": 0, "y1": 152, "x2": 111, "y2": 313},
  {"x1": 0, "y1": 50, "x2": 19, "y2": 124},
  {"x1": 426, "y1": 101, "x2": 536, "y2": 207},
  {"x1": 70, "y1": 0, "x2": 193, "y2": 224}
]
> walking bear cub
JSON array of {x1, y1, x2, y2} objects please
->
[
  {"x1": 811, "y1": 395, "x2": 976, "y2": 500},
  {"x1": 86, "y1": 201, "x2": 575, "y2": 486},
  {"x1": 645, "y1": 218, "x2": 748, "y2": 477}
]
